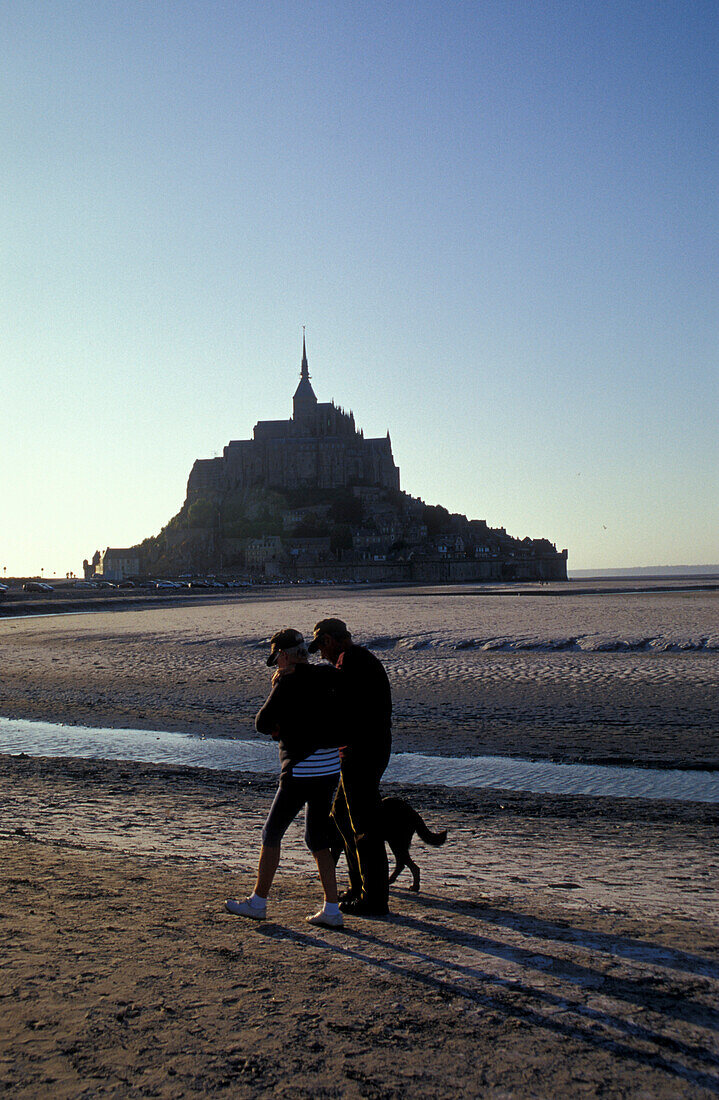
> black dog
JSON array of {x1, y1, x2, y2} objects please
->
[{"x1": 331, "y1": 796, "x2": 447, "y2": 893}]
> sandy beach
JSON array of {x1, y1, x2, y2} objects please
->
[
  {"x1": 1, "y1": 585, "x2": 718, "y2": 1096},
  {"x1": 1, "y1": 583, "x2": 718, "y2": 767}
]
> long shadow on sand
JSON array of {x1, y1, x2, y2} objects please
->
[
  {"x1": 407, "y1": 891, "x2": 719, "y2": 981},
  {"x1": 257, "y1": 916, "x2": 719, "y2": 1096},
  {"x1": 384, "y1": 912, "x2": 718, "y2": 1032}
]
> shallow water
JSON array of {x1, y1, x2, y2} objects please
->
[{"x1": 1, "y1": 716, "x2": 717, "y2": 802}]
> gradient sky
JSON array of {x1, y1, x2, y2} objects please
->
[{"x1": 3, "y1": 0, "x2": 717, "y2": 577}]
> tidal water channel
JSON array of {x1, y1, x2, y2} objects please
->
[{"x1": 1, "y1": 716, "x2": 717, "y2": 802}]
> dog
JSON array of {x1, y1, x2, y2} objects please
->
[{"x1": 330, "y1": 796, "x2": 447, "y2": 893}]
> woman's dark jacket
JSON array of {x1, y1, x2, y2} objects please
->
[{"x1": 255, "y1": 662, "x2": 344, "y2": 783}]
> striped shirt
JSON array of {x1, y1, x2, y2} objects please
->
[{"x1": 292, "y1": 746, "x2": 341, "y2": 779}]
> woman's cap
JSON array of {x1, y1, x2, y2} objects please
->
[{"x1": 267, "y1": 627, "x2": 305, "y2": 666}]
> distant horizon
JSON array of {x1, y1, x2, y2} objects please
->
[{"x1": 569, "y1": 564, "x2": 719, "y2": 578}]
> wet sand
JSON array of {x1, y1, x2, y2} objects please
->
[
  {"x1": 1, "y1": 754, "x2": 718, "y2": 1098},
  {"x1": 0, "y1": 584, "x2": 717, "y2": 767},
  {"x1": 1, "y1": 586, "x2": 718, "y2": 1096}
]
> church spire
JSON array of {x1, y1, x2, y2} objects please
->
[
  {"x1": 293, "y1": 326, "x2": 317, "y2": 421},
  {"x1": 300, "y1": 326, "x2": 310, "y2": 381}
]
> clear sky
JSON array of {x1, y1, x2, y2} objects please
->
[{"x1": 2, "y1": 0, "x2": 717, "y2": 577}]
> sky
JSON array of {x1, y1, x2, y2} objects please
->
[{"x1": 2, "y1": 0, "x2": 717, "y2": 577}]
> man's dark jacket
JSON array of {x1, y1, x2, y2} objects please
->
[{"x1": 336, "y1": 644, "x2": 392, "y2": 762}]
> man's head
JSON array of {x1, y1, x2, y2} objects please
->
[
  {"x1": 266, "y1": 627, "x2": 308, "y2": 668},
  {"x1": 307, "y1": 617, "x2": 352, "y2": 664}
]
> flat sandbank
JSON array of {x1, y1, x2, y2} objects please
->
[
  {"x1": 1, "y1": 754, "x2": 718, "y2": 1098},
  {"x1": 1, "y1": 586, "x2": 717, "y2": 767}
]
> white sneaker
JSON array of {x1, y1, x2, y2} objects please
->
[
  {"x1": 225, "y1": 897, "x2": 266, "y2": 920},
  {"x1": 306, "y1": 908, "x2": 344, "y2": 929}
]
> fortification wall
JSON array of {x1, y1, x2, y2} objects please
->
[{"x1": 294, "y1": 555, "x2": 566, "y2": 584}]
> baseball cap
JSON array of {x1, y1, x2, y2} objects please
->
[
  {"x1": 307, "y1": 618, "x2": 351, "y2": 653},
  {"x1": 267, "y1": 627, "x2": 305, "y2": 666}
]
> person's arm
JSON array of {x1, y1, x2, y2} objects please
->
[{"x1": 255, "y1": 677, "x2": 287, "y2": 735}]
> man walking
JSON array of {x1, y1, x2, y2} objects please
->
[{"x1": 308, "y1": 618, "x2": 392, "y2": 916}]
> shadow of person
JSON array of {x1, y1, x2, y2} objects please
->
[
  {"x1": 404, "y1": 890, "x2": 719, "y2": 980},
  {"x1": 256, "y1": 915, "x2": 719, "y2": 1096},
  {"x1": 364, "y1": 912, "x2": 718, "y2": 1031}
]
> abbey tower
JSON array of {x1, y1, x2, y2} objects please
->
[{"x1": 187, "y1": 335, "x2": 400, "y2": 501}]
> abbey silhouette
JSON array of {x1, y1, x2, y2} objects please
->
[{"x1": 87, "y1": 336, "x2": 568, "y2": 583}]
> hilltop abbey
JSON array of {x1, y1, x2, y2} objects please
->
[
  {"x1": 88, "y1": 337, "x2": 568, "y2": 583},
  {"x1": 187, "y1": 335, "x2": 400, "y2": 500}
]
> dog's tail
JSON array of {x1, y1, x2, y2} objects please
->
[{"x1": 412, "y1": 810, "x2": 448, "y2": 847}]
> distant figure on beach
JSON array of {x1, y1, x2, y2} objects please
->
[
  {"x1": 308, "y1": 618, "x2": 392, "y2": 917},
  {"x1": 225, "y1": 628, "x2": 345, "y2": 929}
]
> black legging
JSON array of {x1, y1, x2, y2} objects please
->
[{"x1": 262, "y1": 773, "x2": 340, "y2": 852}]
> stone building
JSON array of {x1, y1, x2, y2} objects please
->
[
  {"x1": 244, "y1": 536, "x2": 283, "y2": 575},
  {"x1": 187, "y1": 336, "x2": 400, "y2": 500},
  {"x1": 85, "y1": 548, "x2": 140, "y2": 581}
]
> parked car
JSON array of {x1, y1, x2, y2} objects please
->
[
  {"x1": 117, "y1": 580, "x2": 136, "y2": 589},
  {"x1": 23, "y1": 581, "x2": 54, "y2": 592}
]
